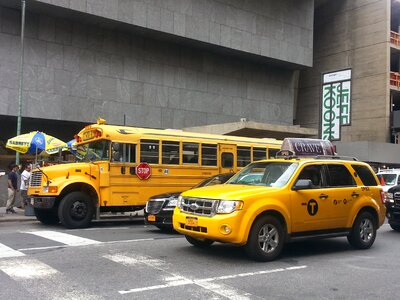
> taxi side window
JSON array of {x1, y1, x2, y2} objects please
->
[
  {"x1": 351, "y1": 165, "x2": 378, "y2": 186},
  {"x1": 327, "y1": 164, "x2": 355, "y2": 187},
  {"x1": 297, "y1": 165, "x2": 323, "y2": 188}
]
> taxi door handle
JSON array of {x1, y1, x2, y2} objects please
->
[
  {"x1": 319, "y1": 194, "x2": 328, "y2": 199},
  {"x1": 351, "y1": 192, "x2": 359, "y2": 197}
]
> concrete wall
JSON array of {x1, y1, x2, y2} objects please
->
[
  {"x1": 0, "y1": 3, "x2": 298, "y2": 129},
  {"x1": 35, "y1": 0, "x2": 314, "y2": 67},
  {"x1": 296, "y1": 0, "x2": 390, "y2": 142}
]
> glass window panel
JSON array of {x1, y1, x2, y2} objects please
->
[
  {"x1": 140, "y1": 140, "x2": 159, "y2": 164},
  {"x1": 182, "y1": 143, "x2": 199, "y2": 164},
  {"x1": 162, "y1": 141, "x2": 180, "y2": 165},
  {"x1": 221, "y1": 153, "x2": 234, "y2": 168},
  {"x1": 237, "y1": 146, "x2": 251, "y2": 167},
  {"x1": 253, "y1": 147, "x2": 266, "y2": 161},
  {"x1": 201, "y1": 144, "x2": 217, "y2": 166}
]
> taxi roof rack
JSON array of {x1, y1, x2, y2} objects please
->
[{"x1": 315, "y1": 155, "x2": 358, "y2": 161}]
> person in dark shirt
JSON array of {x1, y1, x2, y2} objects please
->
[{"x1": 6, "y1": 163, "x2": 19, "y2": 214}]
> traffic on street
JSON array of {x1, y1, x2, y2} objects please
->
[{"x1": 0, "y1": 219, "x2": 399, "y2": 299}]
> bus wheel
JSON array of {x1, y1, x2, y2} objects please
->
[
  {"x1": 34, "y1": 208, "x2": 60, "y2": 225},
  {"x1": 185, "y1": 235, "x2": 214, "y2": 248},
  {"x1": 245, "y1": 215, "x2": 285, "y2": 262},
  {"x1": 347, "y1": 211, "x2": 376, "y2": 249},
  {"x1": 58, "y1": 191, "x2": 94, "y2": 229}
]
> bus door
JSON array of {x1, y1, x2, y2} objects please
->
[
  {"x1": 219, "y1": 144, "x2": 236, "y2": 173},
  {"x1": 108, "y1": 142, "x2": 138, "y2": 207}
]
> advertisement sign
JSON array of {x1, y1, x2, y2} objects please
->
[{"x1": 321, "y1": 69, "x2": 352, "y2": 141}]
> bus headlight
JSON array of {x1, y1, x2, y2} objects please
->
[
  {"x1": 216, "y1": 200, "x2": 243, "y2": 214},
  {"x1": 42, "y1": 186, "x2": 58, "y2": 193}
]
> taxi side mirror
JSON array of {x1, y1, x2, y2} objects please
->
[{"x1": 292, "y1": 179, "x2": 313, "y2": 191}]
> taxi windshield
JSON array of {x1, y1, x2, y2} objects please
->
[
  {"x1": 77, "y1": 140, "x2": 110, "y2": 162},
  {"x1": 227, "y1": 162, "x2": 298, "y2": 187}
]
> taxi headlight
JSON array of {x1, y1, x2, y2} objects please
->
[
  {"x1": 216, "y1": 200, "x2": 243, "y2": 214},
  {"x1": 166, "y1": 198, "x2": 178, "y2": 207},
  {"x1": 177, "y1": 195, "x2": 183, "y2": 209},
  {"x1": 386, "y1": 192, "x2": 394, "y2": 203}
]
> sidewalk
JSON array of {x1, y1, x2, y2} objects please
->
[
  {"x1": 0, "y1": 207, "x2": 145, "y2": 223},
  {"x1": 0, "y1": 207, "x2": 36, "y2": 223}
]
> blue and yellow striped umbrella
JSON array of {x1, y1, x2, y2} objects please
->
[{"x1": 6, "y1": 131, "x2": 67, "y2": 155}]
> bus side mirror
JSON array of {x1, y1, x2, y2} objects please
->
[{"x1": 292, "y1": 179, "x2": 313, "y2": 191}]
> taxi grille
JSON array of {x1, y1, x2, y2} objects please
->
[
  {"x1": 30, "y1": 171, "x2": 42, "y2": 187},
  {"x1": 180, "y1": 197, "x2": 217, "y2": 216},
  {"x1": 145, "y1": 200, "x2": 164, "y2": 214},
  {"x1": 180, "y1": 223, "x2": 207, "y2": 233}
]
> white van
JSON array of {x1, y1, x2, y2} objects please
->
[{"x1": 376, "y1": 169, "x2": 400, "y2": 192}]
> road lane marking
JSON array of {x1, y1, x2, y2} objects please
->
[
  {"x1": 0, "y1": 257, "x2": 57, "y2": 279},
  {"x1": 0, "y1": 243, "x2": 25, "y2": 258},
  {"x1": 23, "y1": 230, "x2": 101, "y2": 246},
  {"x1": 111, "y1": 252, "x2": 307, "y2": 297}
]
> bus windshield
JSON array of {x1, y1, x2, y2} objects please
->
[
  {"x1": 227, "y1": 161, "x2": 298, "y2": 187},
  {"x1": 78, "y1": 140, "x2": 110, "y2": 162}
]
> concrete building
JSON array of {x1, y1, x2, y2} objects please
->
[{"x1": 0, "y1": 0, "x2": 399, "y2": 170}]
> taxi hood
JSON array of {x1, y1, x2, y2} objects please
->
[{"x1": 180, "y1": 184, "x2": 280, "y2": 201}]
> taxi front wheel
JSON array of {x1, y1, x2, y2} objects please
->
[
  {"x1": 245, "y1": 215, "x2": 285, "y2": 262},
  {"x1": 347, "y1": 211, "x2": 377, "y2": 249}
]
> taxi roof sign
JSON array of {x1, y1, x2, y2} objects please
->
[{"x1": 278, "y1": 138, "x2": 336, "y2": 157}]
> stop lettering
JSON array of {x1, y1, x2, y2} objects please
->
[{"x1": 136, "y1": 162, "x2": 151, "y2": 180}]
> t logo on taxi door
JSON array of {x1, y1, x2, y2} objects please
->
[{"x1": 307, "y1": 199, "x2": 318, "y2": 216}]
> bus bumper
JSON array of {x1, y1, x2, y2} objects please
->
[{"x1": 32, "y1": 197, "x2": 56, "y2": 209}]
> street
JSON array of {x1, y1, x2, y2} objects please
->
[{"x1": 0, "y1": 219, "x2": 399, "y2": 299}]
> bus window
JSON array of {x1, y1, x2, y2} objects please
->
[
  {"x1": 183, "y1": 142, "x2": 199, "y2": 164},
  {"x1": 268, "y1": 148, "x2": 279, "y2": 159},
  {"x1": 112, "y1": 143, "x2": 136, "y2": 163},
  {"x1": 162, "y1": 141, "x2": 180, "y2": 165},
  {"x1": 140, "y1": 140, "x2": 159, "y2": 164},
  {"x1": 222, "y1": 153, "x2": 234, "y2": 168},
  {"x1": 253, "y1": 147, "x2": 266, "y2": 161},
  {"x1": 237, "y1": 146, "x2": 251, "y2": 167},
  {"x1": 202, "y1": 144, "x2": 217, "y2": 166}
]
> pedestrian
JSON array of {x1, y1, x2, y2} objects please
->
[
  {"x1": 6, "y1": 163, "x2": 19, "y2": 214},
  {"x1": 19, "y1": 163, "x2": 32, "y2": 209}
]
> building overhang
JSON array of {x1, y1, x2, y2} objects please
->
[{"x1": 183, "y1": 121, "x2": 318, "y2": 139}]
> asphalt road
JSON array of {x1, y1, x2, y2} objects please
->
[{"x1": 0, "y1": 219, "x2": 399, "y2": 300}]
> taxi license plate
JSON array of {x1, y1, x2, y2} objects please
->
[
  {"x1": 147, "y1": 214, "x2": 156, "y2": 222},
  {"x1": 185, "y1": 216, "x2": 198, "y2": 227}
]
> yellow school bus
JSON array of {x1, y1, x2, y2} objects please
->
[{"x1": 28, "y1": 119, "x2": 281, "y2": 229}]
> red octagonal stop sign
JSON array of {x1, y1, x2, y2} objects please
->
[{"x1": 136, "y1": 162, "x2": 151, "y2": 180}]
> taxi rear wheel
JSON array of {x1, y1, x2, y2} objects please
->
[
  {"x1": 245, "y1": 215, "x2": 285, "y2": 262},
  {"x1": 185, "y1": 235, "x2": 214, "y2": 248},
  {"x1": 347, "y1": 211, "x2": 376, "y2": 249}
]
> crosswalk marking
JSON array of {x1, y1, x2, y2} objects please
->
[
  {"x1": 0, "y1": 243, "x2": 25, "y2": 258},
  {"x1": 24, "y1": 230, "x2": 101, "y2": 246},
  {"x1": 0, "y1": 257, "x2": 57, "y2": 279}
]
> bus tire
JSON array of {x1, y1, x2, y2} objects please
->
[
  {"x1": 244, "y1": 215, "x2": 285, "y2": 262},
  {"x1": 185, "y1": 235, "x2": 214, "y2": 248},
  {"x1": 347, "y1": 211, "x2": 376, "y2": 249},
  {"x1": 34, "y1": 208, "x2": 60, "y2": 225},
  {"x1": 58, "y1": 191, "x2": 94, "y2": 229}
]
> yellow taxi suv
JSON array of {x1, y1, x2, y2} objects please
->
[{"x1": 173, "y1": 138, "x2": 386, "y2": 261}]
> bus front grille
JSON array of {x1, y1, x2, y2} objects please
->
[
  {"x1": 30, "y1": 171, "x2": 42, "y2": 187},
  {"x1": 180, "y1": 197, "x2": 217, "y2": 216}
]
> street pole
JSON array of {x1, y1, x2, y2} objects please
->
[{"x1": 16, "y1": 0, "x2": 26, "y2": 165}]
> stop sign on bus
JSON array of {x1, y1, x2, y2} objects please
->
[{"x1": 136, "y1": 162, "x2": 151, "y2": 180}]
